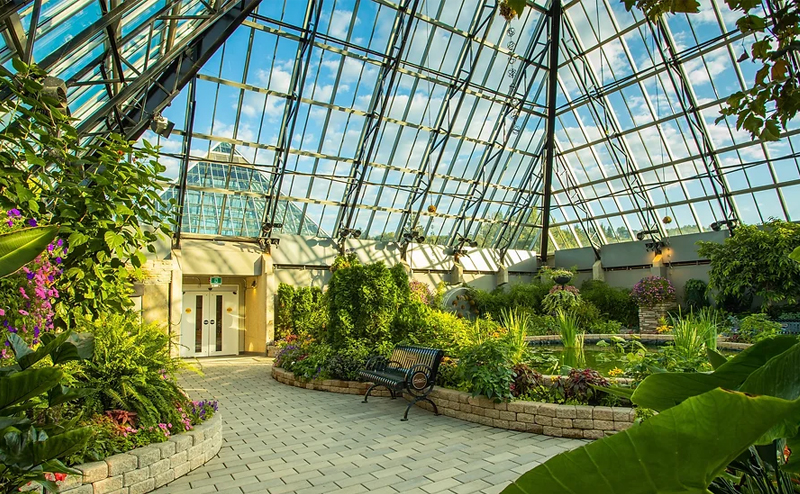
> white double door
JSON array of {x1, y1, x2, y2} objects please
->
[{"x1": 181, "y1": 288, "x2": 238, "y2": 357}]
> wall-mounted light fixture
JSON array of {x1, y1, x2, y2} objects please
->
[
  {"x1": 336, "y1": 227, "x2": 362, "y2": 254},
  {"x1": 400, "y1": 228, "x2": 426, "y2": 260},
  {"x1": 258, "y1": 222, "x2": 283, "y2": 251}
]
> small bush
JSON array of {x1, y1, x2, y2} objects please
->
[
  {"x1": 75, "y1": 313, "x2": 188, "y2": 427},
  {"x1": 275, "y1": 283, "x2": 295, "y2": 340},
  {"x1": 580, "y1": 280, "x2": 638, "y2": 328},
  {"x1": 684, "y1": 279, "x2": 709, "y2": 311},
  {"x1": 562, "y1": 368, "x2": 609, "y2": 405},
  {"x1": 527, "y1": 313, "x2": 557, "y2": 335},
  {"x1": 733, "y1": 313, "x2": 782, "y2": 343},
  {"x1": 511, "y1": 364, "x2": 544, "y2": 398},
  {"x1": 458, "y1": 339, "x2": 514, "y2": 402}
]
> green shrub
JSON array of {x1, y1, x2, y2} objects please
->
[
  {"x1": 395, "y1": 302, "x2": 473, "y2": 357},
  {"x1": 734, "y1": 313, "x2": 782, "y2": 343},
  {"x1": 458, "y1": 339, "x2": 514, "y2": 402},
  {"x1": 292, "y1": 286, "x2": 327, "y2": 339},
  {"x1": 698, "y1": 220, "x2": 800, "y2": 308},
  {"x1": 527, "y1": 313, "x2": 557, "y2": 335},
  {"x1": 289, "y1": 343, "x2": 332, "y2": 381},
  {"x1": 587, "y1": 319, "x2": 622, "y2": 334},
  {"x1": 542, "y1": 286, "x2": 581, "y2": 314},
  {"x1": 324, "y1": 340, "x2": 392, "y2": 381},
  {"x1": 326, "y1": 261, "x2": 401, "y2": 351},
  {"x1": 580, "y1": 280, "x2": 638, "y2": 328},
  {"x1": 74, "y1": 313, "x2": 189, "y2": 427},
  {"x1": 471, "y1": 281, "x2": 553, "y2": 318},
  {"x1": 683, "y1": 279, "x2": 709, "y2": 311},
  {"x1": 275, "y1": 283, "x2": 295, "y2": 340}
]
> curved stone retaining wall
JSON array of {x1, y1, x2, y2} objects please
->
[
  {"x1": 272, "y1": 367, "x2": 633, "y2": 439},
  {"x1": 47, "y1": 412, "x2": 223, "y2": 494}
]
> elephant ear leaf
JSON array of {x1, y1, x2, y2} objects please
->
[
  {"x1": 0, "y1": 368, "x2": 64, "y2": 413},
  {"x1": 501, "y1": 389, "x2": 800, "y2": 494},
  {"x1": 0, "y1": 226, "x2": 59, "y2": 278},
  {"x1": 707, "y1": 348, "x2": 728, "y2": 370},
  {"x1": 31, "y1": 427, "x2": 93, "y2": 464}
]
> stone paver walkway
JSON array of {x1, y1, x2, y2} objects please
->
[{"x1": 154, "y1": 358, "x2": 585, "y2": 494}]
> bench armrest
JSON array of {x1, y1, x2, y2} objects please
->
[{"x1": 404, "y1": 363, "x2": 434, "y2": 391}]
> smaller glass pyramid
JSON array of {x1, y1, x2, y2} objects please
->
[{"x1": 161, "y1": 143, "x2": 327, "y2": 238}]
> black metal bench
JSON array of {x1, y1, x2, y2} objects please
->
[{"x1": 359, "y1": 345, "x2": 444, "y2": 421}]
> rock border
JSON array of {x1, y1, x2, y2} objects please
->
[
  {"x1": 272, "y1": 367, "x2": 633, "y2": 439},
  {"x1": 40, "y1": 412, "x2": 223, "y2": 494}
]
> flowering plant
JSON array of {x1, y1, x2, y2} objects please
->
[
  {"x1": 631, "y1": 276, "x2": 676, "y2": 307},
  {"x1": 0, "y1": 210, "x2": 66, "y2": 355},
  {"x1": 189, "y1": 399, "x2": 219, "y2": 424},
  {"x1": 409, "y1": 280, "x2": 433, "y2": 305}
]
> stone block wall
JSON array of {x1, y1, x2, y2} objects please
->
[
  {"x1": 23, "y1": 413, "x2": 223, "y2": 494},
  {"x1": 271, "y1": 367, "x2": 634, "y2": 439},
  {"x1": 638, "y1": 303, "x2": 675, "y2": 333}
]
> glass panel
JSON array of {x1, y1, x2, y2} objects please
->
[
  {"x1": 215, "y1": 295, "x2": 223, "y2": 352},
  {"x1": 195, "y1": 295, "x2": 203, "y2": 354}
]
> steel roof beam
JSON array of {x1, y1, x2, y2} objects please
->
[
  {"x1": 76, "y1": 0, "x2": 261, "y2": 138},
  {"x1": 393, "y1": 1, "x2": 499, "y2": 241},
  {"x1": 447, "y1": 12, "x2": 550, "y2": 248},
  {"x1": 334, "y1": 0, "x2": 422, "y2": 238},
  {"x1": 261, "y1": 0, "x2": 322, "y2": 239}
]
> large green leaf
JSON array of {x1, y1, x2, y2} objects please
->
[
  {"x1": 0, "y1": 368, "x2": 63, "y2": 413},
  {"x1": 791, "y1": 246, "x2": 800, "y2": 263},
  {"x1": 31, "y1": 427, "x2": 93, "y2": 464},
  {"x1": 631, "y1": 336, "x2": 799, "y2": 411},
  {"x1": 0, "y1": 226, "x2": 59, "y2": 278},
  {"x1": 714, "y1": 336, "x2": 799, "y2": 382},
  {"x1": 501, "y1": 389, "x2": 800, "y2": 494},
  {"x1": 707, "y1": 348, "x2": 728, "y2": 370}
]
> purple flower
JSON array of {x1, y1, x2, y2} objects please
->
[
  {"x1": 56, "y1": 239, "x2": 63, "y2": 247},
  {"x1": 7, "y1": 209, "x2": 21, "y2": 217},
  {"x1": 27, "y1": 218, "x2": 37, "y2": 227},
  {"x1": 55, "y1": 257, "x2": 62, "y2": 264}
]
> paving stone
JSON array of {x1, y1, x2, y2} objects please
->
[{"x1": 151, "y1": 359, "x2": 583, "y2": 494}]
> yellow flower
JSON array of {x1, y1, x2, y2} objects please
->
[{"x1": 608, "y1": 367, "x2": 624, "y2": 377}]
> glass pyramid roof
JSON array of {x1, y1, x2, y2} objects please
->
[
  {"x1": 7, "y1": 0, "x2": 799, "y2": 254},
  {"x1": 161, "y1": 143, "x2": 327, "y2": 237}
]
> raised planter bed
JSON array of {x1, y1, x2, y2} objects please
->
[
  {"x1": 28, "y1": 412, "x2": 224, "y2": 494},
  {"x1": 272, "y1": 367, "x2": 634, "y2": 439}
]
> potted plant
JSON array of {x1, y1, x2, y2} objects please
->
[{"x1": 540, "y1": 267, "x2": 574, "y2": 286}]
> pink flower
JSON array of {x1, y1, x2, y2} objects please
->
[
  {"x1": 0, "y1": 309, "x2": 4, "y2": 316},
  {"x1": 18, "y1": 310, "x2": 29, "y2": 316}
]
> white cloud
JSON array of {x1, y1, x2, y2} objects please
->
[{"x1": 328, "y1": 9, "x2": 359, "y2": 39}]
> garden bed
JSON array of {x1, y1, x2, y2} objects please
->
[
  {"x1": 26, "y1": 412, "x2": 223, "y2": 494},
  {"x1": 272, "y1": 367, "x2": 633, "y2": 439}
]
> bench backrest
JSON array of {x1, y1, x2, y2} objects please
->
[{"x1": 389, "y1": 345, "x2": 444, "y2": 378}]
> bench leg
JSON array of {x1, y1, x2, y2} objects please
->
[
  {"x1": 401, "y1": 396, "x2": 440, "y2": 421},
  {"x1": 363, "y1": 384, "x2": 396, "y2": 403}
]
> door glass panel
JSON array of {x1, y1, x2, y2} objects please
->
[
  {"x1": 215, "y1": 295, "x2": 223, "y2": 352},
  {"x1": 195, "y1": 295, "x2": 203, "y2": 353}
]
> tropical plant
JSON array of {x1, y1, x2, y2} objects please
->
[
  {"x1": 684, "y1": 278, "x2": 710, "y2": 311},
  {"x1": 0, "y1": 331, "x2": 94, "y2": 494},
  {"x1": 631, "y1": 275, "x2": 676, "y2": 307},
  {"x1": 555, "y1": 309, "x2": 584, "y2": 350},
  {"x1": 0, "y1": 226, "x2": 59, "y2": 278},
  {"x1": 0, "y1": 61, "x2": 173, "y2": 325},
  {"x1": 73, "y1": 313, "x2": 189, "y2": 427},
  {"x1": 670, "y1": 308, "x2": 718, "y2": 360},
  {"x1": 732, "y1": 313, "x2": 783, "y2": 344},
  {"x1": 542, "y1": 285, "x2": 582, "y2": 314},
  {"x1": 580, "y1": 280, "x2": 638, "y2": 328},
  {"x1": 458, "y1": 338, "x2": 514, "y2": 402},
  {"x1": 698, "y1": 220, "x2": 800, "y2": 308},
  {"x1": 502, "y1": 336, "x2": 800, "y2": 494},
  {"x1": 500, "y1": 308, "x2": 530, "y2": 365}
]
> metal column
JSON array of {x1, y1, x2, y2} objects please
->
[{"x1": 539, "y1": 0, "x2": 561, "y2": 262}]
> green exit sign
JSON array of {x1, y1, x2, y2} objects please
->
[{"x1": 210, "y1": 277, "x2": 222, "y2": 287}]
